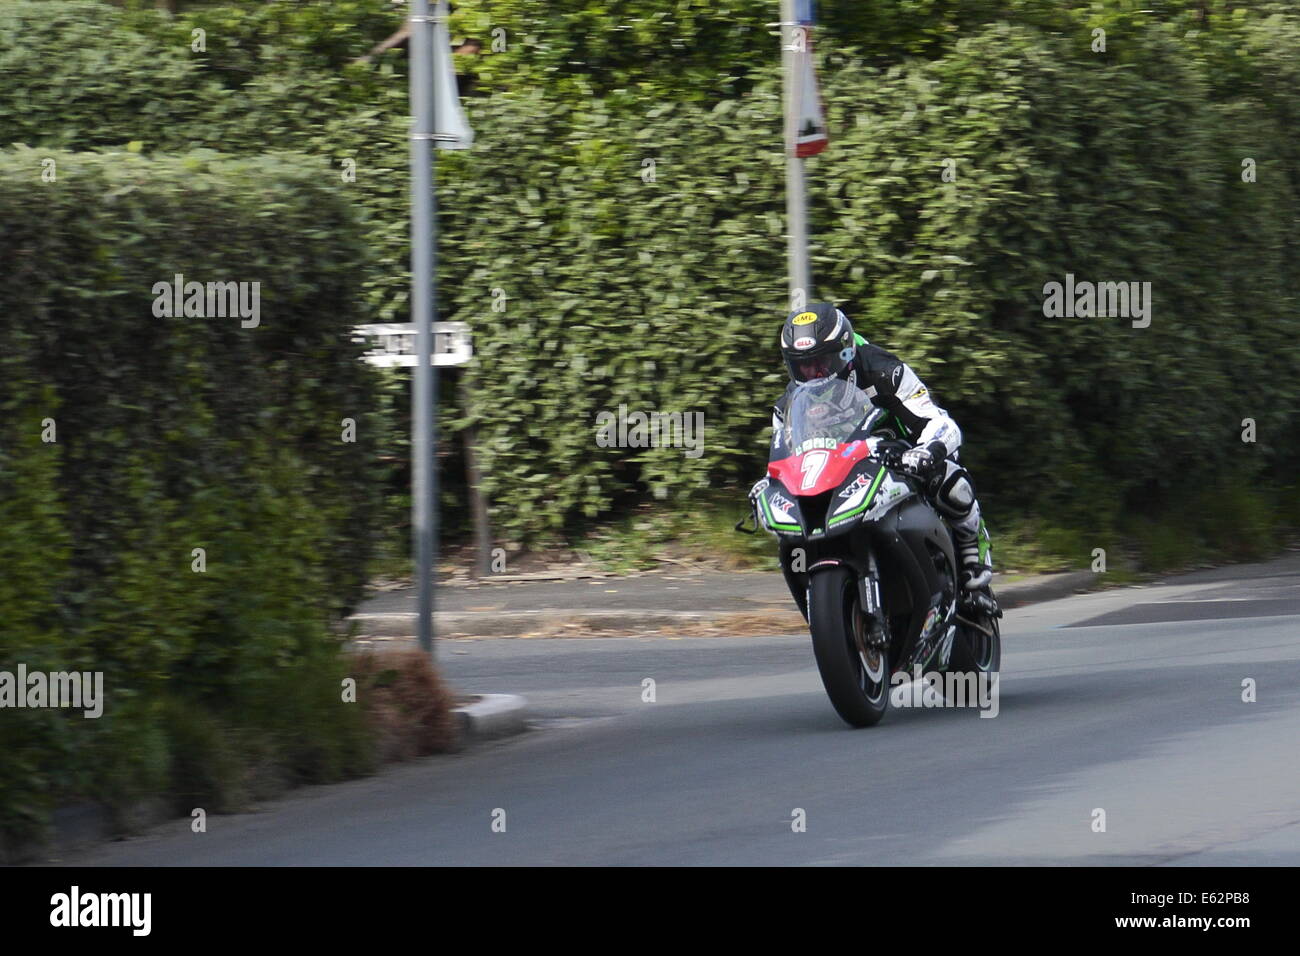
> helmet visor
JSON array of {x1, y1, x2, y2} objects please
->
[{"x1": 788, "y1": 349, "x2": 849, "y2": 382}]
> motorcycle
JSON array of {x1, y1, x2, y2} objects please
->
[{"x1": 737, "y1": 377, "x2": 1001, "y2": 727}]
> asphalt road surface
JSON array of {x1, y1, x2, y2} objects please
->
[{"x1": 60, "y1": 554, "x2": 1300, "y2": 866}]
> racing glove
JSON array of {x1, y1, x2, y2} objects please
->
[{"x1": 900, "y1": 441, "x2": 947, "y2": 478}]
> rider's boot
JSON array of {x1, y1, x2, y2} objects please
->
[{"x1": 953, "y1": 513, "x2": 993, "y2": 593}]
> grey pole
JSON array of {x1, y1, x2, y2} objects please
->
[
  {"x1": 410, "y1": 0, "x2": 438, "y2": 656},
  {"x1": 781, "y1": 0, "x2": 811, "y2": 307}
]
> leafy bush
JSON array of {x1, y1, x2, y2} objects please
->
[
  {"x1": 447, "y1": 15, "x2": 1300, "y2": 542},
  {"x1": 814, "y1": 20, "x2": 1300, "y2": 515},
  {"x1": 0, "y1": 147, "x2": 380, "y2": 846},
  {"x1": 4, "y1": 0, "x2": 1297, "y2": 550}
]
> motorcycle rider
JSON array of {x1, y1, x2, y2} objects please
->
[{"x1": 767, "y1": 302, "x2": 993, "y2": 609}]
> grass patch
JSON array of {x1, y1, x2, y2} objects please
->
[{"x1": 575, "y1": 489, "x2": 778, "y2": 573}]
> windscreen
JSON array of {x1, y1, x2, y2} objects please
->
[{"x1": 781, "y1": 377, "x2": 880, "y2": 454}]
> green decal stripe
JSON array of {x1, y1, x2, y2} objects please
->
[
  {"x1": 828, "y1": 467, "x2": 886, "y2": 526},
  {"x1": 760, "y1": 491, "x2": 800, "y2": 531}
]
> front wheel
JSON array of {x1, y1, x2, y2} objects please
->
[{"x1": 808, "y1": 567, "x2": 890, "y2": 727}]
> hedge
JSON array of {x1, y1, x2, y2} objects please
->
[
  {"x1": 0, "y1": 148, "x2": 380, "y2": 844},
  {"x1": 812, "y1": 20, "x2": 1300, "y2": 514},
  {"x1": 5, "y1": 0, "x2": 1300, "y2": 546},
  {"x1": 3, "y1": 0, "x2": 1298, "y2": 542},
  {"x1": 435, "y1": 14, "x2": 1300, "y2": 539}
]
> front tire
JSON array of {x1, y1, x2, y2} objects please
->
[{"x1": 808, "y1": 567, "x2": 890, "y2": 727}]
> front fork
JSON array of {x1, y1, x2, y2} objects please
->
[
  {"x1": 857, "y1": 552, "x2": 889, "y2": 650},
  {"x1": 781, "y1": 543, "x2": 890, "y2": 651}
]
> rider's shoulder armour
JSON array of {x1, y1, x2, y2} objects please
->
[{"x1": 854, "y1": 343, "x2": 907, "y2": 402}]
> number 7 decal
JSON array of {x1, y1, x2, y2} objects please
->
[{"x1": 801, "y1": 449, "x2": 829, "y2": 490}]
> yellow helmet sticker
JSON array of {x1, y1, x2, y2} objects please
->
[{"x1": 791, "y1": 311, "x2": 818, "y2": 325}]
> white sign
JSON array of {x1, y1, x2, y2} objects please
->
[
  {"x1": 353, "y1": 322, "x2": 472, "y2": 367},
  {"x1": 432, "y1": 0, "x2": 474, "y2": 150}
]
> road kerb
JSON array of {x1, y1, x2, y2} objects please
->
[{"x1": 453, "y1": 693, "x2": 529, "y2": 743}]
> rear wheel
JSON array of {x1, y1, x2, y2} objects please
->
[
  {"x1": 949, "y1": 609, "x2": 1001, "y2": 688},
  {"x1": 808, "y1": 567, "x2": 890, "y2": 727}
]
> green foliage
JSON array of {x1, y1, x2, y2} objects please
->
[
  {"x1": 118, "y1": 0, "x2": 399, "y2": 81},
  {"x1": 576, "y1": 492, "x2": 779, "y2": 573},
  {"x1": 0, "y1": 147, "x2": 379, "y2": 845},
  {"x1": 447, "y1": 0, "x2": 1084, "y2": 99},
  {"x1": 0, "y1": 1, "x2": 215, "y2": 150},
  {"x1": 452, "y1": 13, "x2": 1300, "y2": 542},
  {"x1": 1134, "y1": 470, "x2": 1281, "y2": 567},
  {"x1": 0, "y1": 378, "x2": 72, "y2": 844},
  {"x1": 4, "y1": 0, "x2": 1296, "y2": 550}
]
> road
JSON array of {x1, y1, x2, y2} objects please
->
[{"x1": 61, "y1": 553, "x2": 1300, "y2": 865}]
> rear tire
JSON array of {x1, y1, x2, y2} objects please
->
[
  {"x1": 808, "y1": 567, "x2": 890, "y2": 728},
  {"x1": 949, "y1": 610, "x2": 1001, "y2": 689}
]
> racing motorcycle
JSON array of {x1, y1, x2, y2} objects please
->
[{"x1": 737, "y1": 377, "x2": 1001, "y2": 727}]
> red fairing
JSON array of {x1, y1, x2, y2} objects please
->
[{"x1": 768, "y1": 440, "x2": 870, "y2": 496}]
